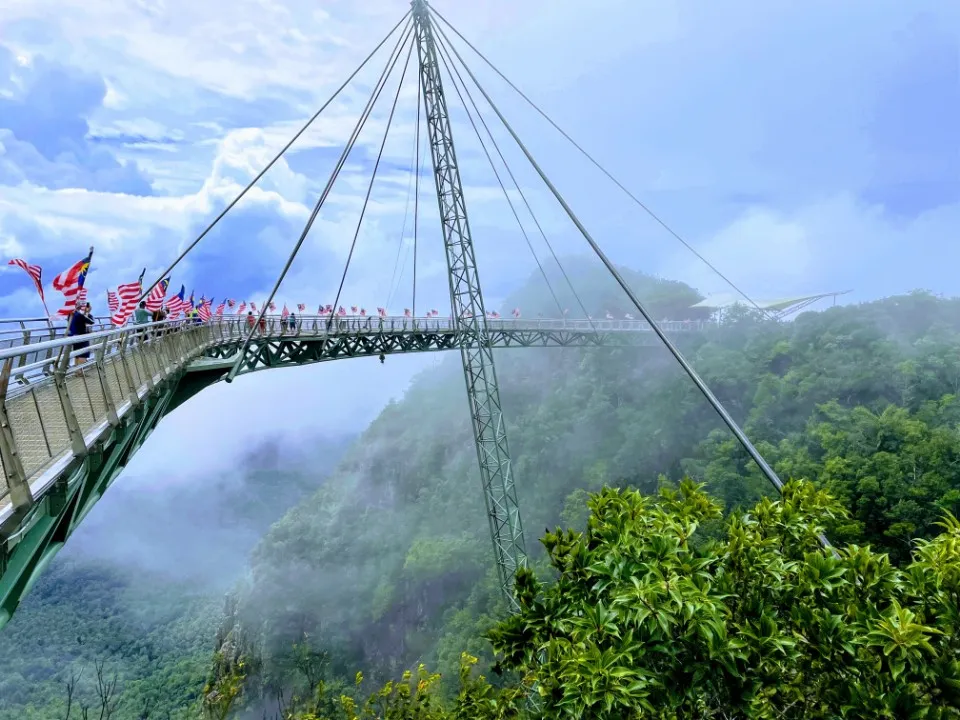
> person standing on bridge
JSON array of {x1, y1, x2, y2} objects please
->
[
  {"x1": 134, "y1": 301, "x2": 150, "y2": 325},
  {"x1": 67, "y1": 302, "x2": 94, "y2": 367}
]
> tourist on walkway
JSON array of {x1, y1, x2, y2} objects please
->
[
  {"x1": 67, "y1": 302, "x2": 95, "y2": 367},
  {"x1": 134, "y1": 301, "x2": 150, "y2": 325}
]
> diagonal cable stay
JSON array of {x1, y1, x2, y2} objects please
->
[
  {"x1": 412, "y1": 51, "x2": 422, "y2": 318},
  {"x1": 385, "y1": 94, "x2": 420, "y2": 310},
  {"x1": 328, "y1": 37, "x2": 416, "y2": 331},
  {"x1": 435, "y1": 39, "x2": 566, "y2": 320},
  {"x1": 435, "y1": 36, "x2": 593, "y2": 327},
  {"x1": 225, "y1": 19, "x2": 415, "y2": 382},
  {"x1": 431, "y1": 7, "x2": 772, "y2": 321},
  {"x1": 138, "y1": 11, "x2": 411, "y2": 304},
  {"x1": 432, "y1": 17, "x2": 835, "y2": 553}
]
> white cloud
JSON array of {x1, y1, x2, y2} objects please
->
[{"x1": 0, "y1": 0, "x2": 956, "y2": 520}]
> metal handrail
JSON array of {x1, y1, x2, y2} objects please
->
[{"x1": 0, "y1": 315, "x2": 708, "y2": 362}]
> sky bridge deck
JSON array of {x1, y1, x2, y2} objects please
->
[{"x1": 0, "y1": 313, "x2": 706, "y2": 625}]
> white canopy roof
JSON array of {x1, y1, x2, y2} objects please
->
[{"x1": 691, "y1": 291, "x2": 850, "y2": 313}]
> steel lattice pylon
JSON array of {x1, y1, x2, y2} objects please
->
[{"x1": 412, "y1": 0, "x2": 527, "y2": 600}]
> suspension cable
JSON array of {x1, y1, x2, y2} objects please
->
[
  {"x1": 328, "y1": 38, "x2": 415, "y2": 331},
  {"x1": 434, "y1": 18, "x2": 835, "y2": 554},
  {"x1": 434, "y1": 39, "x2": 565, "y2": 320},
  {"x1": 389, "y1": 140, "x2": 428, "y2": 310},
  {"x1": 412, "y1": 56, "x2": 422, "y2": 319},
  {"x1": 430, "y1": 8, "x2": 771, "y2": 321},
  {"x1": 385, "y1": 97, "x2": 420, "y2": 311},
  {"x1": 139, "y1": 11, "x2": 411, "y2": 304},
  {"x1": 224, "y1": 20, "x2": 414, "y2": 382},
  {"x1": 436, "y1": 35, "x2": 586, "y2": 325}
]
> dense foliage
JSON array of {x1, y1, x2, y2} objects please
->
[
  {"x1": 3, "y1": 266, "x2": 960, "y2": 718},
  {"x1": 231, "y1": 272, "x2": 960, "y2": 708},
  {"x1": 208, "y1": 481, "x2": 960, "y2": 718}
]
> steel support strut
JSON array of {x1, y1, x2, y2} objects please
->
[{"x1": 412, "y1": 0, "x2": 527, "y2": 600}]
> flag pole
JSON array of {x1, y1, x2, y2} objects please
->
[{"x1": 84, "y1": 245, "x2": 95, "y2": 319}]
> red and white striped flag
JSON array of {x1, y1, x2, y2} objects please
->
[
  {"x1": 281, "y1": 304, "x2": 290, "y2": 319},
  {"x1": 112, "y1": 281, "x2": 141, "y2": 326},
  {"x1": 404, "y1": 308, "x2": 411, "y2": 317},
  {"x1": 215, "y1": 301, "x2": 226, "y2": 317},
  {"x1": 107, "y1": 290, "x2": 119, "y2": 314},
  {"x1": 237, "y1": 302, "x2": 247, "y2": 314},
  {"x1": 7, "y1": 259, "x2": 46, "y2": 303},
  {"x1": 52, "y1": 255, "x2": 92, "y2": 316},
  {"x1": 377, "y1": 307, "x2": 387, "y2": 317},
  {"x1": 429, "y1": 309, "x2": 439, "y2": 317},
  {"x1": 227, "y1": 299, "x2": 236, "y2": 308},
  {"x1": 350, "y1": 305, "x2": 358, "y2": 314},
  {"x1": 359, "y1": 308, "x2": 367, "y2": 317},
  {"x1": 297, "y1": 303, "x2": 306, "y2": 312},
  {"x1": 166, "y1": 297, "x2": 186, "y2": 318},
  {"x1": 512, "y1": 308, "x2": 521, "y2": 318},
  {"x1": 144, "y1": 278, "x2": 169, "y2": 313},
  {"x1": 337, "y1": 306, "x2": 346, "y2": 316},
  {"x1": 268, "y1": 302, "x2": 276, "y2": 311},
  {"x1": 197, "y1": 298, "x2": 213, "y2": 321}
]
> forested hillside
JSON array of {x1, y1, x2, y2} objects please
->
[
  {"x1": 0, "y1": 437, "x2": 351, "y2": 719},
  {"x1": 222, "y1": 268, "x2": 960, "y2": 715},
  {"x1": 2, "y1": 264, "x2": 958, "y2": 718}
]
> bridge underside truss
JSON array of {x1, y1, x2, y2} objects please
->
[
  {"x1": 195, "y1": 326, "x2": 664, "y2": 376},
  {"x1": 0, "y1": 320, "x2": 679, "y2": 629},
  {"x1": 0, "y1": 376, "x2": 180, "y2": 627}
]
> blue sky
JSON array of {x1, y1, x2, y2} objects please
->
[{"x1": 0, "y1": 0, "x2": 957, "y2": 464}]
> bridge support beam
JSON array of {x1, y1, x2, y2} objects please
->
[{"x1": 412, "y1": 0, "x2": 527, "y2": 602}]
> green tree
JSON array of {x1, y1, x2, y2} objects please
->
[{"x1": 488, "y1": 480, "x2": 960, "y2": 718}]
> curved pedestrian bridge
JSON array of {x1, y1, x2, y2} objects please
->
[{"x1": 0, "y1": 313, "x2": 704, "y2": 627}]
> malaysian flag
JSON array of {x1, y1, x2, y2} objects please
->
[
  {"x1": 350, "y1": 306, "x2": 358, "y2": 314},
  {"x1": 512, "y1": 308, "x2": 521, "y2": 318},
  {"x1": 227, "y1": 299, "x2": 236, "y2": 308},
  {"x1": 404, "y1": 308, "x2": 411, "y2": 317},
  {"x1": 236, "y1": 302, "x2": 247, "y2": 314},
  {"x1": 268, "y1": 302, "x2": 276, "y2": 311},
  {"x1": 337, "y1": 306, "x2": 346, "y2": 316},
  {"x1": 112, "y1": 278, "x2": 142, "y2": 326},
  {"x1": 107, "y1": 290, "x2": 119, "y2": 314},
  {"x1": 281, "y1": 304, "x2": 290, "y2": 319},
  {"x1": 166, "y1": 285, "x2": 188, "y2": 318},
  {"x1": 197, "y1": 298, "x2": 213, "y2": 321},
  {"x1": 359, "y1": 308, "x2": 366, "y2": 317},
  {"x1": 215, "y1": 301, "x2": 226, "y2": 317},
  {"x1": 52, "y1": 250, "x2": 93, "y2": 316},
  {"x1": 297, "y1": 303, "x2": 306, "y2": 312},
  {"x1": 377, "y1": 307, "x2": 387, "y2": 317},
  {"x1": 145, "y1": 277, "x2": 169, "y2": 313},
  {"x1": 7, "y1": 259, "x2": 45, "y2": 304}
]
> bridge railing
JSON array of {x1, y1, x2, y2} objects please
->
[
  {"x1": 0, "y1": 318, "x2": 236, "y2": 513},
  {"x1": 0, "y1": 313, "x2": 709, "y2": 514},
  {"x1": 1, "y1": 314, "x2": 709, "y2": 387}
]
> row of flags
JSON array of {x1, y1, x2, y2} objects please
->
[
  {"x1": 8, "y1": 252, "x2": 644, "y2": 327},
  {"x1": 8, "y1": 250, "x2": 93, "y2": 318}
]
